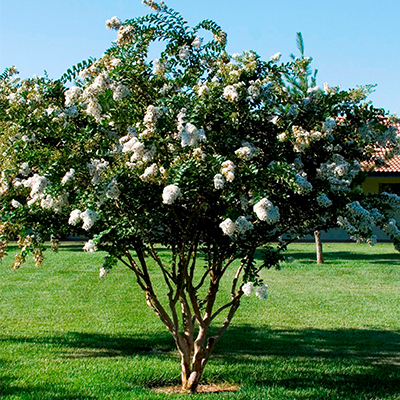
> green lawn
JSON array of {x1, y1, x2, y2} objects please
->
[{"x1": 0, "y1": 242, "x2": 399, "y2": 399}]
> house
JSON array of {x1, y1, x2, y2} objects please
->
[{"x1": 304, "y1": 148, "x2": 400, "y2": 242}]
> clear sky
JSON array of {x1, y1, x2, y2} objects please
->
[{"x1": 1, "y1": 0, "x2": 399, "y2": 114}]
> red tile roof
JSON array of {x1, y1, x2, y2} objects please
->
[{"x1": 373, "y1": 153, "x2": 400, "y2": 173}]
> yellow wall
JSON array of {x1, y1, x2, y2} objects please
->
[{"x1": 361, "y1": 177, "x2": 400, "y2": 194}]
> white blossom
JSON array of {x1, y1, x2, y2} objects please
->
[
  {"x1": 99, "y1": 267, "x2": 109, "y2": 278},
  {"x1": 40, "y1": 192, "x2": 69, "y2": 213},
  {"x1": 64, "y1": 86, "x2": 82, "y2": 107},
  {"x1": 68, "y1": 209, "x2": 82, "y2": 226},
  {"x1": 178, "y1": 45, "x2": 190, "y2": 60},
  {"x1": 235, "y1": 141, "x2": 258, "y2": 160},
  {"x1": 253, "y1": 198, "x2": 280, "y2": 224},
  {"x1": 87, "y1": 159, "x2": 109, "y2": 185},
  {"x1": 235, "y1": 216, "x2": 253, "y2": 234},
  {"x1": 153, "y1": 58, "x2": 165, "y2": 76},
  {"x1": 106, "y1": 16, "x2": 121, "y2": 30},
  {"x1": 197, "y1": 83, "x2": 209, "y2": 96},
  {"x1": 213, "y1": 174, "x2": 225, "y2": 190},
  {"x1": 80, "y1": 209, "x2": 99, "y2": 231},
  {"x1": 219, "y1": 218, "x2": 236, "y2": 236},
  {"x1": 19, "y1": 162, "x2": 30, "y2": 177},
  {"x1": 316, "y1": 193, "x2": 332, "y2": 208},
  {"x1": 178, "y1": 123, "x2": 207, "y2": 147},
  {"x1": 223, "y1": 85, "x2": 238, "y2": 101},
  {"x1": 112, "y1": 84, "x2": 130, "y2": 101},
  {"x1": 221, "y1": 160, "x2": 235, "y2": 182},
  {"x1": 162, "y1": 184, "x2": 181, "y2": 205},
  {"x1": 242, "y1": 282, "x2": 254, "y2": 296},
  {"x1": 83, "y1": 239, "x2": 97, "y2": 253},
  {"x1": 117, "y1": 25, "x2": 134, "y2": 46},
  {"x1": 214, "y1": 31, "x2": 227, "y2": 46},
  {"x1": 11, "y1": 199, "x2": 22, "y2": 208},
  {"x1": 191, "y1": 36, "x2": 202, "y2": 48},
  {"x1": 141, "y1": 105, "x2": 163, "y2": 138},
  {"x1": 295, "y1": 174, "x2": 313, "y2": 194},
  {"x1": 61, "y1": 168, "x2": 75, "y2": 185},
  {"x1": 323, "y1": 117, "x2": 336, "y2": 134},
  {"x1": 140, "y1": 163, "x2": 158, "y2": 182},
  {"x1": 270, "y1": 52, "x2": 281, "y2": 62},
  {"x1": 255, "y1": 284, "x2": 268, "y2": 299}
]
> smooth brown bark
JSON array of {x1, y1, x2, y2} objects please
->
[{"x1": 315, "y1": 230, "x2": 324, "y2": 264}]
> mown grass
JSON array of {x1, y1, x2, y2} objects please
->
[{"x1": 0, "y1": 242, "x2": 399, "y2": 399}]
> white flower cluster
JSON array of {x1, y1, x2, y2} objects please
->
[
  {"x1": 317, "y1": 154, "x2": 361, "y2": 192},
  {"x1": 337, "y1": 201, "x2": 383, "y2": 244},
  {"x1": 83, "y1": 239, "x2": 97, "y2": 252},
  {"x1": 87, "y1": 159, "x2": 109, "y2": 185},
  {"x1": 61, "y1": 168, "x2": 75, "y2": 185},
  {"x1": 106, "y1": 16, "x2": 121, "y2": 29},
  {"x1": 21, "y1": 174, "x2": 50, "y2": 206},
  {"x1": 99, "y1": 267, "x2": 110, "y2": 278},
  {"x1": 64, "y1": 86, "x2": 82, "y2": 107},
  {"x1": 178, "y1": 45, "x2": 190, "y2": 60},
  {"x1": 121, "y1": 135, "x2": 156, "y2": 167},
  {"x1": 11, "y1": 199, "x2": 22, "y2": 208},
  {"x1": 141, "y1": 105, "x2": 163, "y2": 138},
  {"x1": 292, "y1": 125, "x2": 323, "y2": 152},
  {"x1": 106, "y1": 16, "x2": 121, "y2": 30},
  {"x1": 191, "y1": 36, "x2": 202, "y2": 48},
  {"x1": 346, "y1": 201, "x2": 374, "y2": 228},
  {"x1": 223, "y1": 85, "x2": 238, "y2": 101},
  {"x1": 104, "y1": 178, "x2": 120, "y2": 199},
  {"x1": 197, "y1": 83, "x2": 209, "y2": 97},
  {"x1": 383, "y1": 219, "x2": 400, "y2": 241},
  {"x1": 214, "y1": 31, "x2": 227, "y2": 46},
  {"x1": 81, "y1": 71, "x2": 111, "y2": 121},
  {"x1": 153, "y1": 58, "x2": 165, "y2": 76},
  {"x1": 219, "y1": 216, "x2": 253, "y2": 236},
  {"x1": 221, "y1": 160, "x2": 235, "y2": 182},
  {"x1": 253, "y1": 198, "x2": 280, "y2": 224},
  {"x1": 19, "y1": 162, "x2": 31, "y2": 177},
  {"x1": 117, "y1": 25, "x2": 134, "y2": 47},
  {"x1": 68, "y1": 209, "x2": 99, "y2": 231},
  {"x1": 235, "y1": 141, "x2": 258, "y2": 160},
  {"x1": 337, "y1": 216, "x2": 357, "y2": 235},
  {"x1": 323, "y1": 117, "x2": 336, "y2": 134},
  {"x1": 381, "y1": 192, "x2": 400, "y2": 214},
  {"x1": 213, "y1": 173, "x2": 225, "y2": 190},
  {"x1": 40, "y1": 192, "x2": 69, "y2": 213},
  {"x1": 140, "y1": 163, "x2": 158, "y2": 182},
  {"x1": 316, "y1": 193, "x2": 332, "y2": 208},
  {"x1": 247, "y1": 80, "x2": 262, "y2": 101},
  {"x1": 112, "y1": 84, "x2": 130, "y2": 101},
  {"x1": 178, "y1": 123, "x2": 207, "y2": 147},
  {"x1": 295, "y1": 174, "x2": 313, "y2": 194},
  {"x1": 242, "y1": 282, "x2": 268, "y2": 299},
  {"x1": 0, "y1": 175, "x2": 8, "y2": 196},
  {"x1": 162, "y1": 184, "x2": 181, "y2": 205},
  {"x1": 270, "y1": 52, "x2": 281, "y2": 62}
]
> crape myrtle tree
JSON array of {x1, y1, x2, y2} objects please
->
[{"x1": 1, "y1": 1, "x2": 400, "y2": 392}]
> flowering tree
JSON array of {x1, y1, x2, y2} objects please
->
[{"x1": 1, "y1": 1, "x2": 400, "y2": 392}]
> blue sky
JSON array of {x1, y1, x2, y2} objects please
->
[{"x1": 1, "y1": 0, "x2": 399, "y2": 114}]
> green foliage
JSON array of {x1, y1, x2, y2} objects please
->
[{"x1": 1, "y1": 2, "x2": 400, "y2": 391}]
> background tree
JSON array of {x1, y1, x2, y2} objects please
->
[{"x1": 1, "y1": 1, "x2": 400, "y2": 393}]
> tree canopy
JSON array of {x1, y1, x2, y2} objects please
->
[{"x1": 1, "y1": 1, "x2": 400, "y2": 392}]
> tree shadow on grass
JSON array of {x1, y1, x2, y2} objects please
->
[
  {"x1": 0, "y1": 330, "x2": 175, "y2": 358},
  {"x1": 213, "y1": 326, "x2": 400, "y2": 399},
  {"x1": 1, "y1": 327, "x2": 399, "y2": 398},
  {"x1": 254, "y1": 248, "x2": 400, "y2": 264},
  {"x1": 0, "y1": 359, "x2": 98, "y2": 400}
]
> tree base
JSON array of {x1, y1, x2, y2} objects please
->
[{"x1": 153, "y1": 383, "x2": 239, "y2": 394}]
